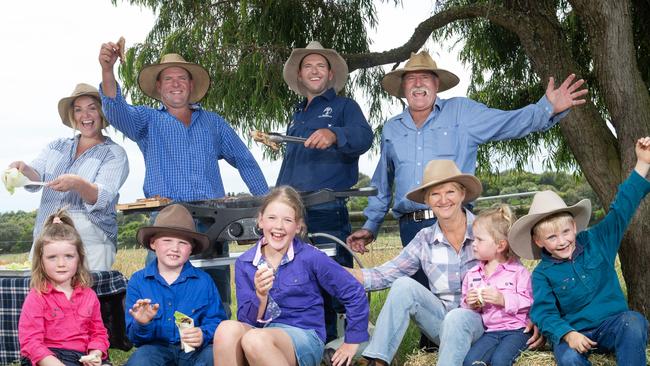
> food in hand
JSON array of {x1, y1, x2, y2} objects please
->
[
  {"x1": 251, "y1": 131, "x2": 280, "y2": 151},
  {"x1": 174, "y1": 311, "x2": 195, "y2": 352},
  {"x1": 2, "y1": 168, "x2": 31, "y2": 194},
  {"x1": 79, "y1": 353, "x2": 100, "y2": 363},
  {"x1": 476, "y1": 287, "x2": 485, "y2": 306},
  {"x1": 117, "y1": 36, "x2": 126, "y2": 63}
]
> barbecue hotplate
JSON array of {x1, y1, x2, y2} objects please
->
[{"x1": 121, "y1": 187, "x2": 377, "y2": 257}]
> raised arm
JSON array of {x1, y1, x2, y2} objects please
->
[
  {"x1": 98, "y1": 40, "x2": 121, "y2": 98},
  {"x1": 545, "y1": 74, "x2": 588, "y2": 115}
]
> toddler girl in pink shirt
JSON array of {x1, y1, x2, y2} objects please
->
[{"x1": 461, "y1": 204, "x2": 533, "y2": 366}]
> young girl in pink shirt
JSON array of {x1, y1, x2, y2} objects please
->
[
  {"x1": 18, "y1": 209, "x2": 109, "y2": 366},
  {"x1": 461, "y1": 204, "x2": 533, "y2": 366}
]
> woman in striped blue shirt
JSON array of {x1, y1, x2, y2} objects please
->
[{"x1": 8, "y1": 83, "x2": 129, "y2": 271}]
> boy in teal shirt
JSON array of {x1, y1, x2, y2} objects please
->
[{"x1": 508, "y1": 136, "x2": 650, "y2": 365}]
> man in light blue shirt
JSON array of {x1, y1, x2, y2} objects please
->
[
  {"x1": 347, "y1": 50, "x2": 587, "y2": 254},
  {"x1": 346, "y1": 50, "x2": 587, "y2": 363}
]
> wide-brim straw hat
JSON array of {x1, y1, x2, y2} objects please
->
[
  {"x1": 405, "y1": 160, "x2": 482, "y2": 204},
  {"x1": 283, "y1": 40, "x2": 349, "y2": 96},
  {"x1": 508, "y1": 191, "x2": 591, "y2": 260},
  {"x1": 137, "y1": 204, "x2": 209, "y2": 255},
  {"x1": 382, "y1": 51, "x2": 460, "y2": 98},
  {"x1": 138, "y1": 53, "x2": 210, "y2": 104},
  {"x1": 57, "y1": 83, "x2": 107, "y2": 129}
]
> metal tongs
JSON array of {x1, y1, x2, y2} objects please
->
[{"x1": 267, "y1": 132, "x2": 307, "y2": 144}]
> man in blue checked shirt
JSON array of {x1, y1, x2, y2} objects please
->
[
  {"x1": 276, "y1": 41, "x2": 373, "y2": 345},
  {"x1": 98, "y1": 41, "x2": 269, "y2": 316}
]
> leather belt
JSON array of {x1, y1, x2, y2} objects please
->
[{"x1": 400, "y1": 209, "x2": 435, "y2": 223}]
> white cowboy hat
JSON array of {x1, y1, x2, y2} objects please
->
[
  {"x1": 508, "y1": 190, "x2": 591, "y2": 260},
  {"x1": 382, "y1": 51, "x2": 459, "y2": 98},
  {"x1": 405, "y1": 160, "x2": 482, "y2": 204},
  {"x1": 283, "y1": 41, "x2": 348, "y2": 96},
  {"x1": 137, "y1": 53, "x2": 210, "y2": 103}
]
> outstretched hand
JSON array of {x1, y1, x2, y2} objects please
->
[
  {"x1": 346, "y1": 229, "x2": 374, "y2": 254},
  {"x1": 331, "y1": 343, "x2": 359, "y2": 366},
  {"x1": 545, "y1": 74, "x2": 588, "y2": 115},
  {"x1": 129, "y1": 299, "x2": 160, "y2": 325}
]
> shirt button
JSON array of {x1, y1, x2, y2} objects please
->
[
  {"x1": 417, "y1": 162, "x2": 421, "y2": 166},
  {"x1": 168, "y1": 318, "x2": 172, "y2": 321},
  {"x1": 416, "y1": 181, "x2": 420, "y2": 184},
  {"x1": 417, "y1": 131, "x2": 421, "y2": 135},
  {"x1": 418, "y1": 146, "x2": 422, "y2": 150},
  {"x1": 168, "y1": 302, "x2": 172, "y2": 306},
  {"x1": 443, "y1": 132, "x2": 447, "y2": 136}
]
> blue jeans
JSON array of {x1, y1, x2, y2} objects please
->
[
  {"x1": 125, "y1": 343, "x2": 213, "y2": 366},
  {"x1": 22, "y1": 348, "x2": 111, "y2": 366},
  {"x1": 145, "y1": 213, "x2": 231, "y2": 319},
  {"x1": 463, "y1": 328, "x2": 531, "y2": 366},
  {"x1": 361, "y1": 279, "x2": 484, "y2": 364},
  {"x1": 552, "y1": 311, "x2": 648, "y2": 366},
  {"x1": 305, "y1": 198, "x2": 352, "y2": 343}
]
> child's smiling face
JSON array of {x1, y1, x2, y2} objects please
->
[
  {"x1": 533, "y1": 219, "x2": 578, "y2": 260},
  {"x1": 258, "y1": 200, "x2": 302, "y2": 253}
]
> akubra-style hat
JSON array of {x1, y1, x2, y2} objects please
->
[
  {"x1": 137, "y1": 204, "x2": 209, "y2": 255},
  {"x1": 382, "y1": 51, "x2": 460, "y2": 98},
  {"x1": 405, "y1": 160, "x2": 482, "y2": 204},
  {"x1": 508, "y1": 191, "x2": 591, "y2": 260},
  {"x1": 283, "y1": 40, "x2": 349, "y2": 96},
  {"x1": 57, "y1": 83, "x2": 107, "y2": 129},
  {"x1": 137, "y1": 53, "x2": 211, "y2": 103}
]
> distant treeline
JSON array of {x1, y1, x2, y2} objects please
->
[{"x1": 0, "y1": 170, "x2": 603, "y2": 254}]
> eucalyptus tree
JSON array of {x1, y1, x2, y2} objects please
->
[{"x1": 112, "y1": 0, "x2": 650, "y2": 315}]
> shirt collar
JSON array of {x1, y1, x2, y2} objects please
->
[
  {"x1": 474, "y1": 257, "x2": 521, "y2": 273},
  {"x1": 45, "y1": 282, "x2": 84, "y2": 297},
  {"x1": 143, "y1": 259, "x2": 199, "y2": 279},
  {"x1": 431, "y1": 209, "x2": 476, "y2": 247},
  {"x1": 251, "y1": 237, "x2": 296, "y2": 266},
  {"x1": 400, "y1": 97, "x2": 444, "y2": 130},
  {"x1": 297, "y1": 87, "x2": 337, "y2": 110},
  {"x1": 540, "y1": 241, "x2": 585, "y2": 266}
]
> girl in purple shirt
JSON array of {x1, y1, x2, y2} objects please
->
[
  {"x1": 213, "y1": 186, "x2": 369, "y2": 366},
  {"x1": 461, "y1": 204, "x2": 533, "y2": 366}
]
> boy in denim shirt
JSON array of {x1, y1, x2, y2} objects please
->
[
  {"x1": 125, "y1": 204, "x2": 227, "y2": 366},
  {"x1": 508, "y1": 137, "x2": 650, "y2": 365}
]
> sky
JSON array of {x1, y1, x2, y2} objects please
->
[{"x1": 0, "y1": 0, "x2": 471, "y2": 212}]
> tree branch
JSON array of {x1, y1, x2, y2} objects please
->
[{"x1": 346, "y1": 2, "x2": 522, "y2": 71}]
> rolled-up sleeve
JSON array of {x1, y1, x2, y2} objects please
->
[{"x1": 84, "y1": 144, "x2": 129, "y2": 212}]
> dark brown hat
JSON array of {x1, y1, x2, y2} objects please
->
[{"x1": 136, "y1": 204, "x2": 209, "y2": 255}]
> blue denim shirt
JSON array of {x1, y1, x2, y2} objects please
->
[
  {"x1": 99, "y1": 83, "x2": 269, "y2": 200},
  {"x1": 276, "y1": 88, "x2": 373, "y2": 191},
  {"x1": 236, "y1": 238, "x2": 369, "y2": 343},
  {"x1": 362, "y1": 95, "x2": 565, "y2": 236},
  {"x1": 530, "y1": 171, "x2": 650, "y2": 345},
  {"x1": 125, "y1": 261, "x2": 228, "y2": 347}
]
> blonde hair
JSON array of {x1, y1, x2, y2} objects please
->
[
  {"x1": 258, "y1": 186, "x2": 307, "y2": 237},
  {"x1": 31, "y1": 208, "x2": 92, "y2": 292},
  {"x1": 67, "y1": 95, "x2": 108, "y2": 130},
  {"x1": 473, "y1": 204, "x2": 517, "y2": 258},
  {"x1": 531, "y1": 212, "x2": 575, "y2": 240}
]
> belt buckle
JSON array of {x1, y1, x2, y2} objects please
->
[{"x1": 412, "y1": 210, "x2": 422, "y2": 223}]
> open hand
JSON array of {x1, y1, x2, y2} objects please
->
[
  {"x1": 180, "y1": 326, "x2": 204, "y2": 348},
  {"x1": 331, "y1": 343, "x2": 359, "y2": 366},
  {"x1": 129, "y1": 299, "x2": 159, "y2": 325},
  {"x1": 545, "y1": 74, "x2": 588, "y2": 114},
  {"x1": 346, "y1": 229, "x2": 374, "y2": 254}
]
